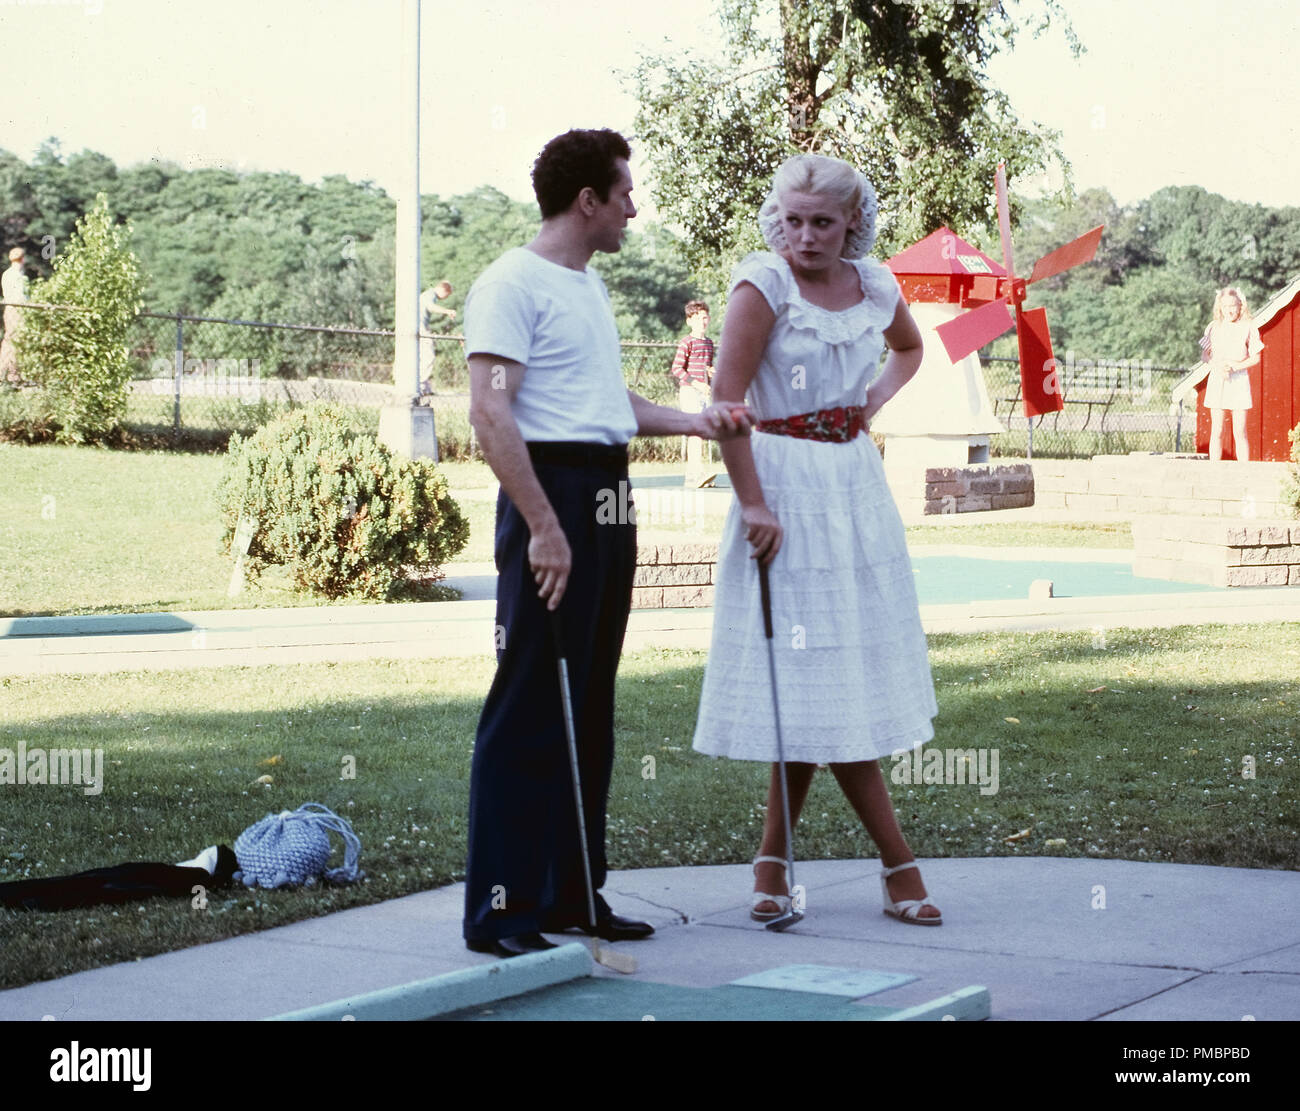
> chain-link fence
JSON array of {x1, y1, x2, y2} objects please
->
[
  {"x1": 981, "y1": 355, "x2": 1194, "y2": 459},
  {"x1": 3, "y1": 302, "x2": 1198, "y2": 460},
  {"x1": 124, "y1": 309, "x2": 399, "y2": 439}
]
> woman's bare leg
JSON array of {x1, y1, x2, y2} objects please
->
[
  {"x1": 752, "y1": 762, "x2": 816, "y2": 914},
  {"x1": 1209, "y1": 407, "x2": 1225, "y2": 461},
  {"x1": 829, "y1": 760, "x2": 940, "y2": 918},
  {"x1": 1231, "y1": 408, "x2": 1250, "y2": 461}
]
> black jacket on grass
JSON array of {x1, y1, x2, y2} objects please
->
[{"x1": 0, "y1": 845, "x2": 237, "y2": 911}]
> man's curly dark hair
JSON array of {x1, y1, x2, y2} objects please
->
[{"x1": 531, "y1": 129, "x2": 632, "y2": 220}]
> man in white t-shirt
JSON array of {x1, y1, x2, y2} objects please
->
[
  {"x1": 418, "y1": 280, "x2": 455, "y2": 395},
  {"x1": 461, "y1": 128, "x2": 750, "y2": 960}
]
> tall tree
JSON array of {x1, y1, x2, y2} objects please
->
[
  {"x1": 625, "y1": 0, "x2": 1081, "y2": 292},
  {"x1": 19, "y1": 194, "x2": 145, "y2": 442}
]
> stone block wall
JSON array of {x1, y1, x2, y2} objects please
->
[
  {"x1": 1033, "y1": 454, "x2": 1292, "y2": 518},
  {"x1": 632, "y1": 538, "x2": 718, "y2": 608},
  {"x1": 1133, "y1": 516, "x2": 1300, "y2": 587}
]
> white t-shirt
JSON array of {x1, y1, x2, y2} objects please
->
[
  {"x1": 2, "y1": 265, "x2": 27, "y2": 303},
  {"x1": 464, "y1": 247, "x2": 637, "y2": 445},
  {"x1": 419, "y1": 286, "x2": 445, "y2": 330}
]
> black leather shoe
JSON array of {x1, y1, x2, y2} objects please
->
[
  {"x1": 592, "y1": 914, "x2": 654, "y2": 941},
  {"x1": 465, "y1": 932, "x2": 559, "y2": 959},
  {"x1": 539, "y1": 911, "x2": 655, "y2": 940}
]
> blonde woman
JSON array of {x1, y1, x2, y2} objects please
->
[
  {"x1": 692, "y1": 154, "x2": 942, "y2": 925},
  {"x1": 1202, "y1": 287, "x2": 1263, "y2": 461}
]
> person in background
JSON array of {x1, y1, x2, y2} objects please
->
[
  {"x1": 1201, "y1": 287, "x2": 1262, "y2": 461},
  {"x1": 419, "y1": 280, "x2": 456, "y2": 396},
  {"x1": 671, "y1": 300, "x2": 716, "y2": 486},
  {"x1": 1, "y1": 247, "x2": 29, "y2": 386}
]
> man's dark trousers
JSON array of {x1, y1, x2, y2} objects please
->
[{"x1": 463, "y1": 444, "x2": 636, "y2": 941}]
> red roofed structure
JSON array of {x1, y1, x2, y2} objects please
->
[{"x1": 887, "y1": 227, "x2": 1007, "y2": 307}]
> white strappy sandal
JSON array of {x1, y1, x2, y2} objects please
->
[
  {"x1": 750, "y1": 855, "x2": 791, "y2": 922},
  {"x1": 880, "y1": 860, "x2": 943, "y2": 926}
]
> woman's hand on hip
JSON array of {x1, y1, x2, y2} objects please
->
[{"x1": 741, "y1": 503, "x2": 782, "y2": 565}]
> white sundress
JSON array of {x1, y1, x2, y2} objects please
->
[
  {"x1": 692, "y1": 251, "x2": 938, "y2": 764},
  {"x1": 1203, "y1": 318, "x2": 1263, "y2": 411}
]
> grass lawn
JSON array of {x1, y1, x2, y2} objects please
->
[
  {"x1": 1, "y1": 624, "x2": 1296, "y2": 989},
  {"x1": 2, "y1": 447, "x2": 1134, "y2": 617}
]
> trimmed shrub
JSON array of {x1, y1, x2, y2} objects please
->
[
  {"x1": 1283, "y1": 422, "x2": 1300, "y2": 519},
  {"x1": 216, "y1": 403, "x2": 469, "y2": 599}
]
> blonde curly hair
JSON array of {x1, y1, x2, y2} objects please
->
[{"x1": 758, "y1": 154, "x2": 878, "y2": 259}]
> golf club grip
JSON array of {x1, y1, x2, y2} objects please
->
[
  {"x1": 548, "y1": 605, "x2": 565, "y2": 660},
  {"x1": 757, "y1": 558, "x2": 774, "y2": 640}
]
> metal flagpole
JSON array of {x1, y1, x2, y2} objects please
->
[{"x1": 380, "y1": 0, "x2": 437, "y2": 458}]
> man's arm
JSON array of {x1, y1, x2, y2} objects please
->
[
  {"x1": 468, "y1": 353, "x2": 571, "y2": 609},
  {"x1": 626, "y1": 389, "x2": 751, "y2": 439}
]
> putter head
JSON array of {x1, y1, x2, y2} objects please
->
[{"x1": 764, "y1": 909, "x2": 804, "y2": 932}]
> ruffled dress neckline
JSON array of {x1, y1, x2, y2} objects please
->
[{"x1": 759, "y1": 253, "x2": 895, "y2": 346}]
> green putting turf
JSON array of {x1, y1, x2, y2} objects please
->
[
  {"x1": 910, "y1": 555, "x2": 1218, "y2": 603},
  {"x1": 268, "y1": 946, "x2": 990, "y2": 1022},
  {"x1": 435, "y1": 980, "x2": 901, "y2": 1021}
]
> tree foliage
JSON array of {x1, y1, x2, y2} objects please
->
[
  {"x1": 625, "y1": 0, "x2": 1081, "y2": 292},
  {"x1": 5, "y1": 129, "x2": 1300, "y2": 374},
  {"x1": 0, "y1": 146, "x2": 697, "y2": 342},
  {"x1": 1005, "y1": 186, "x2": 1300, "y2": 366}
]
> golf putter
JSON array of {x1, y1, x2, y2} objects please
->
[
  {"x1": 757, "y1": 558, "x2": 804, "y2": 932},
  {"x1": 548, "y1": 607, "x2": 637, "y2": 975}
]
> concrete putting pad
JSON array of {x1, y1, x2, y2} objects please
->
[{"x1": 728, "y1": 964, "x2": 917, "y2": 997}]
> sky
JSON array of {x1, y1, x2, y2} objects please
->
[{"x1": 2, "y1": 0, "x2": 1297, "y2": 224}]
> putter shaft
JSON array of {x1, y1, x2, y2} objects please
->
[{"x1": 758, "y1": 559, "x2": 803, "y2": 931}]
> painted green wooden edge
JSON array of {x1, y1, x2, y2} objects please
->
[{"x1": 879, "y1": 984, "x2": 991, "y2": 1021}]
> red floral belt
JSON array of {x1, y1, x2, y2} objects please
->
[{"x1": 754, "y1": 405, "x2": 866, "y2": 443}]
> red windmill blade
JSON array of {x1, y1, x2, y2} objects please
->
[{"x1": 934, "y1": 163, "x2": 1104, "y2": 418}]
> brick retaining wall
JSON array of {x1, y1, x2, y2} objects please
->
[
  {"x1": 1032, "y1": 454, "x2": 1292, "y2": 518},
  {"x1": 888, "y1": 462, "x2": 1034, "y2": 517},
  {"x1": 632, "y1": 538, "x2": 716, "y2": 608},
  {"x1": 1133, "y1": 517, "x2": 1300, "y2": 587}
]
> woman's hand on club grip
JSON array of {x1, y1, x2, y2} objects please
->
[{"x1": 742, "y1": 503, "x2": 783, "y2": 565}]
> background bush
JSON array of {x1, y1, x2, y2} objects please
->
[
  {"x1": 216, "y1": 403, "x2": 469, "y2": 599},
  {"x1": 1283, "y1": 422, "x2": 1300, "y2": 519}
]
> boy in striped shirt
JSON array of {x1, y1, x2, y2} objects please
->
[{"x1": 671, "y1": 300, "x2": 716, "y2": 486}]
